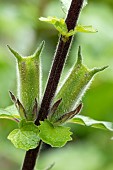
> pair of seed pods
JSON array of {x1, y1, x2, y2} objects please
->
[{"x1": 8, "y1": 42, "x2": 107, "y2": 124}]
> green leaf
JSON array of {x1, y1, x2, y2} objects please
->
[
  {"x1": 39, "y1": 17, "x2": 68, "y2": 36},
  {"x1": 60, "y1": 0, "x2": 88, "y2": 14},
  {"x1": 75, "y1": 25, "x2": 97, "y2": 33},
  {"x1": 0, "y1": 109, "x2": 15, "y2": 120},
  {"x1": 5, "y1": 105, "x2": 20, "y2": 117},
  {"x1": 39, "y1": 120, "x2": 72, "y2": 147},
  {"x1": 7, "y1": 119, "x2": 40, "y2": 150},
  {"x1": 60, "y1": 0, "x2": 71, "y2": 13},
  {"x1": 68, "y1": 115, "x2": 113, "y2": 131},
  {"x1": 0, "y1": 105, "x2": 20, "y2": 121},
  {"x1": 67, "y1": 25, "x2": 97, "y2": 37},
  {"x1": 39, "y1": 17, "x2": 97, "y2": 39}
]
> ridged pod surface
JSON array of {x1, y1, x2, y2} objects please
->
[
  {"x1": 8, "y1": 41, "x2": 44, "y2": 120},
  {"x1": 49, "y1": 47, "x2": 107, "y2": 123}
]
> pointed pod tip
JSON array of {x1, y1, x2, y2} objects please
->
[
  {"x1": 9, "y1": 91, "x2": 17, "y2": 103},
  {"x1": 38, "y1": 40, "x2": 45, "y2": 49},
  {"x1": 77, "y1": 46, "x2": 82, "y2": 64},
  {"x1": 7, "y1": 45, "x2": 22, "y2": 61},
  {"x1": 77, "y1": 103, "x2": 83, "y2": 112},
  {"x1": 33, "y1": 40, "x2": 45, "y2": 59},
  {"x1": 91, "y1": 65, "x2": 108, "y2": 75},
  {"x1": 39, "y1": 40, "x2": 45, "y2": 51}
]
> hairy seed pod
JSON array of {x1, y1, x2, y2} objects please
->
[
  {"x1": 49, "y1": 46, "x2": 108, "y2": 123},
  {"x1": 8, "y1": 41, "x2": 44, "y2": 120}
]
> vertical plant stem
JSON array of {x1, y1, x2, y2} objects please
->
[
  {"x1": 22, "y1": 141, "x2": 42, "y2": 170},
  {"x1": 22, "y1": 0, "x2": 84, "y2": 170},
  {"x1": 36, "y1": 0, "x2": 84, "y2": 124}
]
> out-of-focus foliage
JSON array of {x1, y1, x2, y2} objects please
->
[
  {"x1": 38, "y1": 134, "x2": 113, "y2": 170},
  {"x1": 0, "y1": 0, "x2": 113, "y2": 169}
]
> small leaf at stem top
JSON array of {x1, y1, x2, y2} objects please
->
[{"x1": 39, "y1": 16, "x2": 97, "y2": 38}]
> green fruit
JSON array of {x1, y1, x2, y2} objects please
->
[
  {"x1": 49, "y1": 46, "x2": 107, "y2": 123},
  {"x1": 8, "y1": 41, "x2": 44, "y2": 120}
]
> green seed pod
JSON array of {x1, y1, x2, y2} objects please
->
[
  {"x1": 49, "y1": 46, "x2": 108, "y2": 123},
  {"x1": 8, "y1": 41, "x2": 44, "y2": 120}
]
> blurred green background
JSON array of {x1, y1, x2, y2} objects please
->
[{"x1": 0, "y1": 0, "x2": 113, "y2": 169}]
